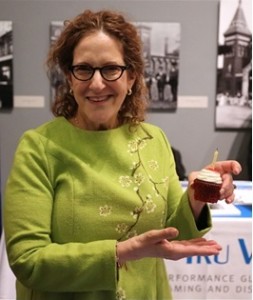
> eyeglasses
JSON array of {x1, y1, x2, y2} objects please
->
[{"x1": 69, "y1": 64, "x2": 129, "y2": 81}]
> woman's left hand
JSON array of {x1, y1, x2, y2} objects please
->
[
  {"x1": 188, "y1": 160, "x2": 242, "y2": 219},
  {"x1": 207, "y1": 160, "x2": 242, "y2": 203}
]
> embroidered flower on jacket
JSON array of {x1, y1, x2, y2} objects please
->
[
  {"x1": 128, "y1": 139, "x2": 139, "y2": 153},
  {"x1": 162, "y1": 176, "x2": 169, "y2": 188},
  {"x1": 130, "y1": 206, "x2": 143, "y2": 219},
  {"x1": 119, "y1": 176, "x2": 132, "y2": 188},
  {"x1": 99, "y1": 205, "x2": 112, "y2": 217},
  {"x1": 133, "y1": 173, "x2": 145, "y2": 186},
  {"x1": 126, "y1": 229, "x2": 138, "y2": 238},
  {"x1": 148, "y1": 159, "x2": 159, "y2": 171},
  {"x1": 116, "y1": 223, "x2": 129, "y2": 234},
  {"x1": 144, "y1": 195, "x2": 157, "y2": 213},
  {"x1": 127, "y1": 138, "x2": 147, "y2": 154},
  {"x1": 116, "y1": 287, "x2": 126, "y2": 300}
]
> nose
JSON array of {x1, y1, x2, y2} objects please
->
[{"x1": 88, "y1": 69, "x2": 106, "y2": 90}]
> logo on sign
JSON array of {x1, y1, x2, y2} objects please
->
[{"x1": 186, "y1": 239, "x2": 252, "y2": 264}]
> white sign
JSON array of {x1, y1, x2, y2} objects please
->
[
  {"x1": 166, "y1": 218, "x2": 252, "y2": 299},
  {"x1": 178, "y1": 95, "x2": 208, "y2": 108},
  {"x1": 14, "y1": 95, "x2": 45, "y2": 108}
]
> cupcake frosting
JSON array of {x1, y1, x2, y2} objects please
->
[{"x1": 197, "y1": 168, "x2": 222, "y2": 184}]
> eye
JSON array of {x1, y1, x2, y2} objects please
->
[
  {"x1": 74, "y1": 65, "x2": 93, "y2": 75},
  {"x1": 102, "y1": 65, "x2": 121, "y2": 75}
]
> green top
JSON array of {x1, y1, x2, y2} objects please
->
[{"x1": 4, "y1": 117, "x2": 211, "y2": 300}]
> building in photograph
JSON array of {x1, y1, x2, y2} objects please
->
[{"x1": 217, "y1": 0, "x2": 252, "y2": 105}]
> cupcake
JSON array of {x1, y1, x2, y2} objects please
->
[{"x1": 193, "y1": 168, "x2": 222, "y2": 203}]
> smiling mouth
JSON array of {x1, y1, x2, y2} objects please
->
[{"x1": 87, "y1": 96, "x2": 109, "y2": 102}]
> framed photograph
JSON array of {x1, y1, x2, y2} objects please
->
[
  {"x1": 215, "y1": 0, "x2": 252, "y2": 130},
  {"x1": 136, "y1": 22, "x2": 181, "y2": 112},
  {"x1": 0, "y1": 21, "x2": 13, "y2": 110}
]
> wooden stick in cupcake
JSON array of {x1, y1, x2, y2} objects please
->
[{"x1": 211, "y1": 148, "x2": 219, "y2": 170}]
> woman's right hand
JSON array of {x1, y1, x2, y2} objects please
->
[{"x1": 116, "y1": 227, "x2": 222, "y2": 265}]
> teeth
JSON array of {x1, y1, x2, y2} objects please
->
[{"x1": 89, "y1": 96, "x2": 107, "y2": 102}]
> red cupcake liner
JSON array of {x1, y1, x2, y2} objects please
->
[{"x1": 193, "y1": 179, "x2": 222, "y2": 203}]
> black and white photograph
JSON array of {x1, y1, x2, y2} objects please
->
[
  {"x1": 0, "y1": 21, "x2": 13, "y2": 110},
  {"x1": 216, "y1": 0, "x2": 252, "y2": 130},
  {"x1": 135, "y1": 22, "x2": 181, "y2": 112}
]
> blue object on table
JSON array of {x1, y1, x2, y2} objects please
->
[{"x1": 234, "y1": 204, "x2": 252, "y2": 218}]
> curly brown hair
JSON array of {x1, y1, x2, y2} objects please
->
[{"x1": 47, "y1": 10, "x2": 149, "y2": 125}]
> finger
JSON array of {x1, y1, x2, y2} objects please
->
[
  {"x1": 209, "y1": 160, "x2": 242, "y2": 175},
  {"x1": 175, "y1": 238, "x2": 221, "y2": 248},
  {"x1": 177, "y1": 237, "x2": 206, "y2": 244},
  {"x1": 139, "y1": 227, "x2": 179, "y2": 244},
  {"x1": 189, "y1": 245, "x2": 222, "y2": 256},
  {"x1": 167, "y1": 240, "x2": 222, "y2": 260},
  {"x1": 219, "y1": 173, "x2": 233, "y2": 196},
  {"x1": 224, "y1": 193, "x2": 235, "y2": 204},
  {"x1": 219, "y1": 173, "x2": 236, "y2": 200}
]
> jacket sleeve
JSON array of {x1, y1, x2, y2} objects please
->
[{"x1": 4, "y1": 131, "x2": 118, "y2": 292}]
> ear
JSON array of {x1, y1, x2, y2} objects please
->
[
  {"x1": 66, "y1": 73, "x2": 73, "y2": 88},
  {"x1": 128, "y1": 74, "x2": 136, "y2": 91}
]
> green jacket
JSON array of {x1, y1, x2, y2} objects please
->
[{"x1": 4, "y1": 117, "x2": 211, "y2": 300}]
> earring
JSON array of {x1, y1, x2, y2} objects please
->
[
  {"x1": 127, "y1": 88, "x2": 132, "y2": 96},
  {"x1": 70, "y1": 89, "x2": 73, "y2": 95}
]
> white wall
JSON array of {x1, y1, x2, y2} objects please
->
[{"x1": 0, "y1": 0, "x2": 251, "y2": 197}]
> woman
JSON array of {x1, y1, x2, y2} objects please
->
[{"x1": 4, "y1": 9, "x2": 241, "y2": 300}]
